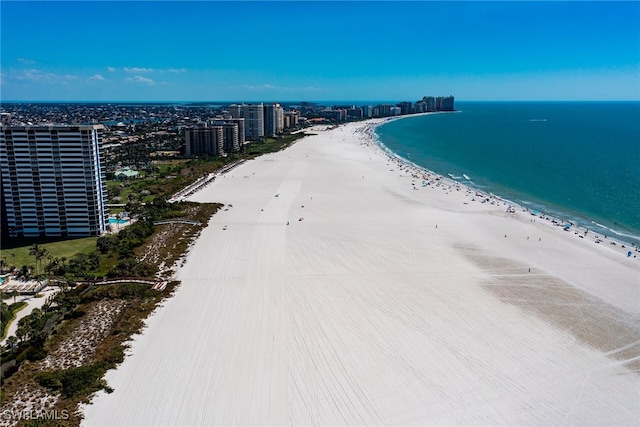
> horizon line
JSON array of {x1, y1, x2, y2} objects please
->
[{"x1": 2, "y1": 99, "x2": 638, "y2": 104}]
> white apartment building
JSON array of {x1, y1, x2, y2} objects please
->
[
  {"x1": 264, "y1": 103, "x2": 284, "y2": 137},
  {"x1": 229, "y1": 103, "x2": 264, "y2": 141},
  {"x1": 0, "y1": 124, "x2": 108, "y2": 237}
]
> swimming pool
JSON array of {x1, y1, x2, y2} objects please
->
[{"x1": 109, "y1": 218, "x2": 130, "y2": 225}]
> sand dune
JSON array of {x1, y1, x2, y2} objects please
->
[{"x1": 82, "y1": 120, "x2": 639, "y2": 426}]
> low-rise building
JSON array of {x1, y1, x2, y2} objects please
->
[{"x1": 114, "y1": 167, "x2": 140, "y2": 180}]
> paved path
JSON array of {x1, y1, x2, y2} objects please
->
[{"x1": 1, "y1": 287, "x2": 59, "y2": 345}]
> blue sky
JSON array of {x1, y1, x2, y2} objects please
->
[{"x1": 1, "y1": 1, "x2": 639, "y2": 102}]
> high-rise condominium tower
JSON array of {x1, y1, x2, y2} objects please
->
[
  {"x1": 264, "y1": 103, "x2": 284, "y2": 137},
  {"x1": 184, "y1": 125, "x2": 224, "y2": 157},
  {"x1": 0, "y1": 124, "x2": 108, "y2": 237},
  {"x1": 228, "y1": 103, "x2": 264, "y2": 141}
]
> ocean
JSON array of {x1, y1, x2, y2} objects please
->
[{"x1": 375, "y1": 101, "x2": 640, "y2": 245}]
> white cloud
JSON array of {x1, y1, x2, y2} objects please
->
[
  {"x1": 122, "y1": 67, "x2": 187, "y2": 74},
  {"x1": 124, "y1": 75, "x2": 155, "y2": 85},
  {"x1": 91, "y1": 74, "x2": 105, "y2": 81},
  {"x1": 3, "y1": 69, "x2": 80, "y2": 88},
  {"x1": 124, "y1": 67, "x2": 154, "y2": 73},
  {"x1": 243, "y1": 83, "x2": 276, "y2": 91},
  {"x1": 13, "y1": 69, "x2": 58, "y2": 82},
  {"x1": 17, "y1": 57, "x2": 36, "y2": 65},
  {"x1": 107, "y1": 67, "x2": 117, "y2": 72}
]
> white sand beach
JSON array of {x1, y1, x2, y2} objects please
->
[{"x1": 82, "y1": 120, "x2": 640, "y2": 426}]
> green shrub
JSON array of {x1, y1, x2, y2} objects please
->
[
  {"x1": 70, "y1": 308, "x2": 87, "y2": 319},
  {"x1": 15, "y1": 348, "x2": 30, "y2": 363},
  {"x1": 26, "y1": 346, "x2": 48, "y2": 361},
  {"x1": 35, "y1": 371, "x2": 62, "y2": 389},
  {"x1": 82, "y1": 283, "x2": 154, "y2": 302},
  {"x1": 1, "y1": 301, "x2": 27, "y2": 339},
  {"x1": 106, "y1": 258, "x2": 156, "y2": 278},
  {"x1": 36, "y1": 363, "x2": 108, "y2": 398}
]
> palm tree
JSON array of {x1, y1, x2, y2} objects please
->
[
  {"x1": 39, "y1": 249, "x2": 49, "y2": 277},
  {"x1": 43, "y1": 252, "x2": 54, "y2": 277},
  {"x1": 48, "y1": 257, "x2": 61, "y2": 277},
  {"x1": 29, "y1": 244, "x2": 42, "y2": 275},
  {"x1": 29, "y1": 245, "x2": 49, "y2": 277}
]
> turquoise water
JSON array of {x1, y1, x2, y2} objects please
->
[
  {"x1": 375, "y1": 102, "x2": 640, "y2": 244},
  {"x1": 109, "y1": 218, "x2": 129, "y2": 224}
]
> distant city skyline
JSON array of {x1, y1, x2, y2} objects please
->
[{"x1": 1, "y1": 1, "x2": 639, "y2": 102}]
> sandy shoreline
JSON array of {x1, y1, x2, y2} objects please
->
[
  {"x1": 82, "y1": 119, "x2": 639, "y2": 425},
  {"x1": 374, "y1": 113, "x2": 640, "y2": 250}
]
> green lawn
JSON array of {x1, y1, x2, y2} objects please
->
[{"x1": 1, "y1": 237, "x2": 98, "y2": 269}]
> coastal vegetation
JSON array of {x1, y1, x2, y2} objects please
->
[
  {"x1": 1, "y1": 301, "x2": 27, "y2": 340},
  {"x1": 36, "y1": 363, "x2": 112, "y2": 399},
  {"x1": 1, "y1": 280, "x2": 180, "y2": 426},
  {"x1": 244, "y1": 133, "x2": 307, "y2": 157}
]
